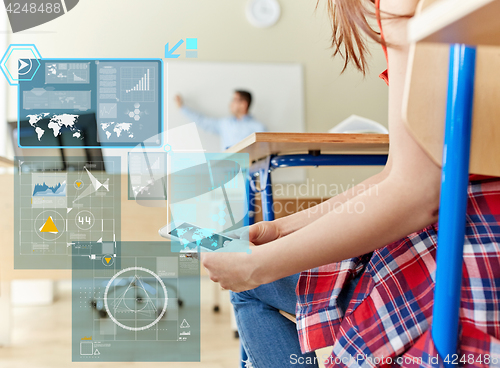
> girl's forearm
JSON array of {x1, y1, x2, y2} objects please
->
[
  {"x1": 275, "y1": 164, "x2": 392, "y2": 237},
  {"x1": 253, "y1": 172, "x2": 440, "y2": 285}
]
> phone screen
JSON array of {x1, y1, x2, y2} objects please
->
[{"x1": 169, "y1": 222, "x2": 232, "y2": 251}]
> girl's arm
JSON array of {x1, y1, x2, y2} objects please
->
[
  {"x1": 249, "y1": 160, "x2": 392, "y2": 244},
  {"x1": 202, "y1": 0, "x2": 440, "y2": 292},
  {"x1": 250, "y1": 0, "x2": 439, "y2": 284}
]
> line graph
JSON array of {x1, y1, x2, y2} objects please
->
[
  {"x1": 32, "y1": 181, "x2": 66, "y2": 197},
  {"x1": 99, "y1": 103, "x2": 117, "y2": 119}
]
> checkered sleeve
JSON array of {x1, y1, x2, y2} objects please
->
[
  {"x1": 296, "y1": 178, "x2": 500, "y2": 364},
  {"x1": 296, "y1": 253, "x2": 371, "y2": 353}
]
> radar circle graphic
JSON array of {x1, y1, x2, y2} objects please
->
[{"x1": 104, "y1": 267, "x2": 168, "y2": 331}]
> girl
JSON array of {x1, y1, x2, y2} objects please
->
[{"x1": 202, "y1": 0, "x2": 500, "y2": 366}]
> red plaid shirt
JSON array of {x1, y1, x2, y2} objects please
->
[{"x1": 296, "y1": 178, "x2": 500, "y2": 367}]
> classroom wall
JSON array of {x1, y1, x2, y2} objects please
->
[
  {"x1": 7, "y1": 0, "x2": 388, "y2": 195},
  {"x1": 0, "y1": 15, "x2": 6, "y2": 157}
]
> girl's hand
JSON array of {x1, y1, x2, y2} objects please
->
[
  {"x1": 201, "y1": 240, "x2": 263, "y2": 292},
  {"x1": 249, "y1": 221, "x2": 283, "y2": 245}
]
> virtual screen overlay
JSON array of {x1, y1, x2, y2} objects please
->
[
  {"x1": 14, "y1": 156, "x2": 121, "y2": 269},
  {"x1": 17, "y1": 59, "x2": 162, "y2": 148},
  {"x1": 72, "y1": 241, "x2": 200, "y2": 362},
  {"x1": 169, "y1": 222, "x2": 233, "y2": 251},
  {"x1": 168, "y1": 153, "x2": 250, "y2": 253}
]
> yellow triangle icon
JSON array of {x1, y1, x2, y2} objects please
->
[
  {"x1": 104, "y1": 257, "x2": 111, "y2": 264},
  {"x1": 76, "y1": 182, "x2": 82, "y2": 188},
  {"x1": 40, "y1": 216, "x2": 59, "y2": 233}
]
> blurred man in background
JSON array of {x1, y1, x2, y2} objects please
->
[{"x1": 175, "y1": 90, "x2": 266, "y2": 150}]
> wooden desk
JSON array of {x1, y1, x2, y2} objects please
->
[
  {"x1": 404, "y1": 0, "x2": 500, "y2": 177},
  {"x1": 226, "y1": 132, "x2": 389, "y2": 162},
  {"x1": 0, "y1": 157, "x2": 14, "y2": 167},
  {"x1": 227, "y1": 132, "x2": 389, "y2": 223},
  {"x1": 408, "y1": 0, "x2": 500, "y2": 45}
]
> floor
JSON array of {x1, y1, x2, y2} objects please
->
[
  {"x1": 0, "y1": 278, "x2": 241, "y2": 368},
  {"x1": 0, "y1": 278, "x2": 330, "y2": 368}
]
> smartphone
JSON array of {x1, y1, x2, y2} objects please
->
[{"x1": 159, "y1": 222, "x2": 233, "y2": 251}]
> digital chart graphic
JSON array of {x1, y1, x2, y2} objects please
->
[
  {"x1": 14, "y1": 156, "x2": 121, "y2": 269},
  {"x1": 72, "y1": 242, "x2": 200, "y2": 362},
  {"x1": 104, "y1": 266, "x2": 168, "y2": 331},
  {"x1": 128, "y1": 152, "x2": 167, "y2": 201},
  {"x1": 169, "y1": 153, "x2": 250, "y2": 252},
  {"x1": 31, "y1": 172, "x2": 67, "y2": 208},
  {"x1": 17, "y1": 59, "x2": 162, "y2": 148},
  {"x1": 120, "y1": 66, "x2": 156, "y2": 102},
  {"x1": 46, "y1": 62, "x2": 90, "y2": 84},
  {"x1": 96, "y1": 60, "x2": 162, "y2": 145}
]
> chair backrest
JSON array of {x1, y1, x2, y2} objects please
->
[{"x1": 403, "y1": 0, "x2": 500, "y2": 176}]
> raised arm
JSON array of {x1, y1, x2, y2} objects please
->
[{"x1": 175, "y1": 94, "x2": 222, "y2": 135}]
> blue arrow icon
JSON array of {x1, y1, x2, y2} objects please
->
[{"x1": 165, "y1": 40, "x2": 184, "y2": 59}]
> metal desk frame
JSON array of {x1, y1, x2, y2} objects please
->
[{"x1": 245, "y1": 153, "x2": 389, "y2": 224}]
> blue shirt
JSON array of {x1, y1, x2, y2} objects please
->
[{"x1": 181, "y1": 107, "x2": 267, "y2": 150}]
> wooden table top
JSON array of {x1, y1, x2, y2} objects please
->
[
  {"x1": 0, "y1": 156, "x2": 14, "y2": 168},
  {"x1": 409, "y1": 0, "x2": 500, "y2": 45},
  {"x1": 225, "y1": 132, "x2": 389, "y2": 162},
  {"x1": 403, "y1": 0, "x2": 500, "y2": 177}
]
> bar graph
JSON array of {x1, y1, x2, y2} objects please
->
[
  {"x1": 125, "y1": 69, "x2": 150, "y2": 93},
  {"x1": 120, "y1": 66, "x2": 156, "y2": 102}
]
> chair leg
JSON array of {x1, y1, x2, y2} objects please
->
[
  {"x1": 213, "y1": 281, "x2": 220, "y2": 313},
  {"x1": 432, "y1": 44, "x2": 476, "y2": 363}
]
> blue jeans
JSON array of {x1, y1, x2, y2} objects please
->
[
  {"x1": 230, "y1": 271, "x2": 364, "y2": 368},
  {"x1": 230, "y1": 274, "x2": 318, "y2": 368}
]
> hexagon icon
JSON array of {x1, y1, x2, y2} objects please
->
[
  {"x1": 127, "y1": 105, "x2": 142, "y2": 121},
  {"x1": 0, "y1": 44, "x2": 42, "y2": 86}
]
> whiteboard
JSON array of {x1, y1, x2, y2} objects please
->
[{"x1": 166, "y1": 61, "x2": 306, "y2": 183}]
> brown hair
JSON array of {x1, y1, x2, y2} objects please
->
[
  {"x1": 324, "y1": 0, "x2": 410, "y2": 74},
  {"x1": 235, "y1": 90, "x2": 252, "y2": 110}
]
